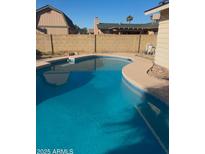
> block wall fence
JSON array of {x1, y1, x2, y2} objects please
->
[{"x1": 36, "y1": 33, "x2": 157, "y2": 54}]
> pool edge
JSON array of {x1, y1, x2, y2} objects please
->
[{"x1": 36, "y1": 54, "x2": 134, "y2": 70}]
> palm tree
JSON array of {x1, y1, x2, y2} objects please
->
[{"x1": 126, "y1": 15, "x2": 134, "y2": 24}]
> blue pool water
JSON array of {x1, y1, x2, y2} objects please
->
[{"x1": 36, "y1": 56, "x2": 168, "y2": 154}]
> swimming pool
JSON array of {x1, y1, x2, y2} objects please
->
[{"x1": 36, "y1": 56, "x2": 168, "y2": 154}]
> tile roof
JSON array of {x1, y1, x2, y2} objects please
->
[{"x1": 97, "y1": 23, "x2": 158, "y2": 30}]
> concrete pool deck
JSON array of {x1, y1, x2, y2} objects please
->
[{"x1": 36, "y1": 53, "x2": 169, "y2": 105}]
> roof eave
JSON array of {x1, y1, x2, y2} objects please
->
[
  {"x1": 37, "y1": 5, "x2": 63, "y2": 14},
  {"x1": 144, "y1": 3, "x2": 169, "y2": 15}
]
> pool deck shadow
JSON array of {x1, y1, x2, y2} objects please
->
[{"x1": 146, "y1": 85, "x2": 169, "y2": 105}]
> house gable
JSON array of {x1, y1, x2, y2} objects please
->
[
  {"x1": 36, "y1": 5, "x2": 76, "y2": 34},
  {"x1": 37, "y1": 9, "x2": 67, "y2": 27}
]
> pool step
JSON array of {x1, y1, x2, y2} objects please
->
[{"x1": 136, "y1": 102, "x2": 169, "y2": 153}]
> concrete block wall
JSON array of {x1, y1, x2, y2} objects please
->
[
  {"x1": 139, "y1": 34, "x2": 157, "y2": 53},
  {"x1": 96, "y1": 35, "x2": 139, "y2": 53},
  {"x1": 36, "y1": 33, "x2": 52, "y2": 54},
  {"x1": 52, "y1": 35, "x2": 95, "y2": 54},
  {"x1": 36, "y1": 33, "x2": 157, "y2": 54}
]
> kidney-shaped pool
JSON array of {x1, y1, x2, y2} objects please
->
[{"x1": 36, "y1": 56, "x2": 168, "y2": 154}]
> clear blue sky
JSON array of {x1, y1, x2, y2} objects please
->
[{"x1": 37, "y1": 0, "x2": 159, "y2": 28}]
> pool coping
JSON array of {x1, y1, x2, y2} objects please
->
[{"x1": 122, "y1": 64, "x2": 169, "y2": 105}]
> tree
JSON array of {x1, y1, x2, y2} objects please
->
[
  {"x1": 80, "y1": 27, "x2": 88, "y2": 34},
  {"x1": 74, "y1": 25, "x2": 80, "y2": 34},
  {"x1": 126, "y1": 15, "x2": 134, "y2": 24},
  {"x1": 74, "y1": 25, "x2": 88, "y2": 34}
]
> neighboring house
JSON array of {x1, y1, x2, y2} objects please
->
[
  {"x1": 145, "y1": 1, "x2": 169, "y2": 72},
  {"x1": 36, "y1": 5, "x2": 76, "y2": 34},
  {"x1": 94, "y1": 17, "x2": 158, "y2": 35}
]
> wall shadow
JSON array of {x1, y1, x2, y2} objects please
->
[{"x1": 146, "y1": 85, "x2": 169, "y2": 105}]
